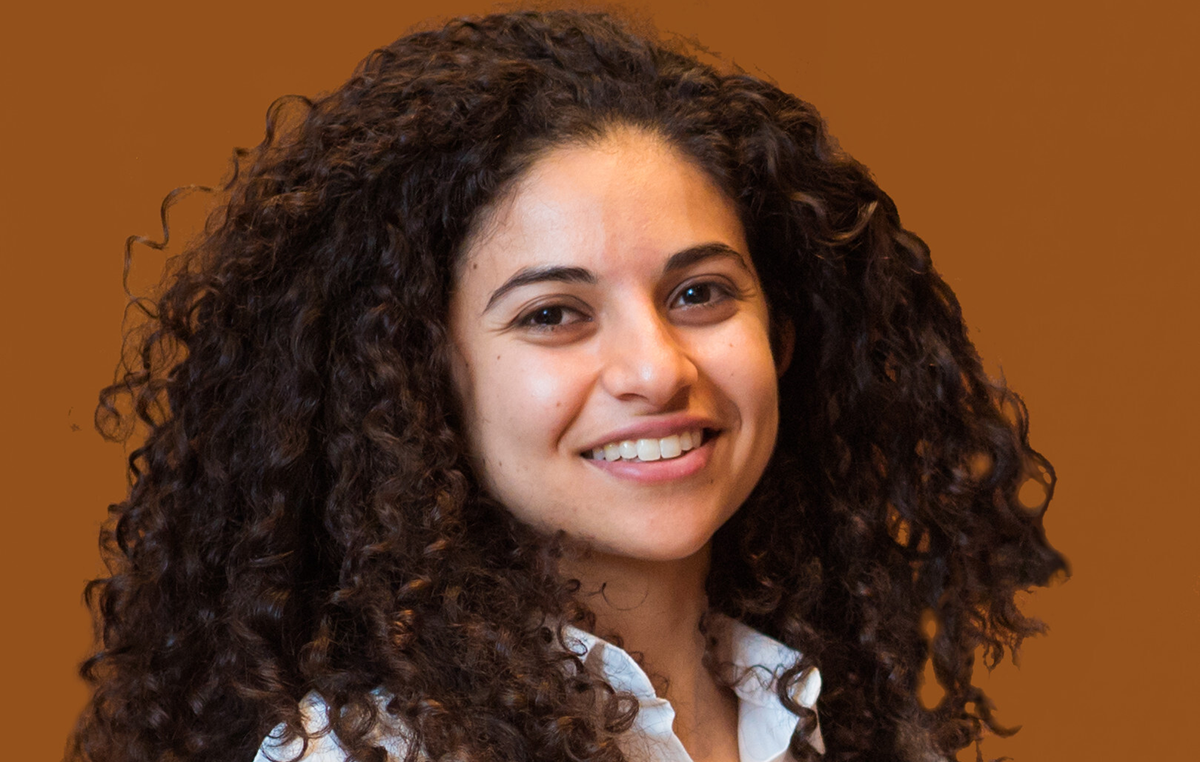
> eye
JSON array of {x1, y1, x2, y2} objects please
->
[
  {"x1": 674, "y1": 283, "x2": 717, "y2": 307},
  {"x1": 528, "y1": 305, "x2": 567, "y2": 326},
  {"x1": 669, "y1": 280, "x2": 738, "y2": 310},
  {"x1": 515, "y1": 303, "x2": 590, "y2": 333}
]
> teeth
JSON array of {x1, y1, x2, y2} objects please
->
[
  {"x1": 587, "y1": 429, "x2": 706, "y2": 462},
  {"x1": 659, "y1": 435, "x2": 681, "y2": 459},
  {"x1": 637, "y1": 439, "x2": 661, "y2": 461}
]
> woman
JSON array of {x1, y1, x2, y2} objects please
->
[{"x1": 70, "y1": 9, "x2": 1066, "y2": 762}]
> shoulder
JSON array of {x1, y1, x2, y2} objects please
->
[{"x1": 254, "y1": 691, "x2": 414, "y2": 762}]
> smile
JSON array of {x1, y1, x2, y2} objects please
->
[{"x1": 583, "y1": 429, "x2": 711, "y2": 463}]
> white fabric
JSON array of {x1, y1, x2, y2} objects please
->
[{"x1": 254, "y1": 614, "x2": 822, "y2": 762}]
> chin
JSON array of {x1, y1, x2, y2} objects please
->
[{"x1": 608, "y1": 525, "x2": 720, "y2": 563}]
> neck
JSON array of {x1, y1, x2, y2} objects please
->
[
  {"x1": 563, "y1": 543, "x2": 712, "y2": 660},
  {"x1": 560, "y1": 543, "x2": 740, "y2": 762}
]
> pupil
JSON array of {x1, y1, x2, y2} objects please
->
[
  {"x1": 534, "y1": 306, "x2": 563, "y2": 324},
  {"x1": 683, "y1": 284, "x2": 710, "y2": 304}
]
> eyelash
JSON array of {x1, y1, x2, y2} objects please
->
[
  {"x1": 516, "y1": 303, "x2": 590, "y2": 332},
  {"x1": 669, "y1": 280, "x2": 740, "y2": 310},
  {"x1": 512, "y1": 278, "x2": 742, "y2": 333}
]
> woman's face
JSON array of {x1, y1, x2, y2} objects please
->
[{"x1": 449, "y1": 129, "x2": 785, "y2": 562}]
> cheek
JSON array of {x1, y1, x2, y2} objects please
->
[
  {"x1": 712, "y1": 326, "x2": 779, "y2": 398},
  {"x1": 474, "y1": 351, "x2": 593, "y2": 451},
  {"x1": 525, "y1": 371, "x2": 568, "y2": 407},
  {"x1": 742, "y1": 353, "x2": 782, "y2": 432}
]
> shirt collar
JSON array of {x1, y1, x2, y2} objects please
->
[{"x1": 563, "y1": 614, "x2": 824, "y2": 761}]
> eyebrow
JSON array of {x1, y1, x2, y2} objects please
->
[
  {"x1": 662, "y1": 242, "x2": 751, "y2": 275},
  {"x1": 481, "y1": 241, "x2": 751, "y2": 314},
  {"x1": 482, "y1": 265, "x2": 596, "y2": 314}
]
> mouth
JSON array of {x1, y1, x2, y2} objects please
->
[{"x1": 581, "y1": 428, "x2": 717, "y2": 463}]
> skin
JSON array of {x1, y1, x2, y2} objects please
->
[{"x1": 449, "y1": 128, "x2": 789, "y2": 762}]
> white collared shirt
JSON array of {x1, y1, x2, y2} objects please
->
[{"x1": 255, "y1": 615, "x2": 823, "y2": 762}]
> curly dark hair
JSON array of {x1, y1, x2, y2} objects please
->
[{"x1": 68, "y1": 9, "x2": 1066, "y2": 762}]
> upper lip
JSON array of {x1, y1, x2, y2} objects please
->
[{"x1": 579, "y1": 414, "x2": 721, "y2": 453}]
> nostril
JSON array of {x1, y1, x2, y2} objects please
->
[{"x1": 598, "y1": 329, "x2": 698, "y2": 405}]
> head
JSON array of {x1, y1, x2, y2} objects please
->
[
  {"x1": 201, "y1": 9, "x2": 838, "y2": 560},
  {"x1": 81, "y1": 10, "x2": 1065, "y2": 762},
  {"x1": 448, "y1": 126, "x2": 786, "y2": 563}
]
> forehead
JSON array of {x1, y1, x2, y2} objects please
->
[{"x1": 456, "y1": 130, "x2": 749, "y2": 286}]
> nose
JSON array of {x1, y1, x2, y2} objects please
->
[{"x1": 599, "y1": 308, "x2": 699, "y2": 407}]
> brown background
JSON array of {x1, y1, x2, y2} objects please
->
[{"x1": 2, "y1": 1, "x2": 1196, "y2": 760}]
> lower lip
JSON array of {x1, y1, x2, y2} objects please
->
[{"x1": 582, "y1": 436, "x2": 715, "y2": 484}]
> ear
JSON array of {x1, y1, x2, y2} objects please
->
[{"x1": 773, "y1": 319, "x2": 795, "y2": 378}]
